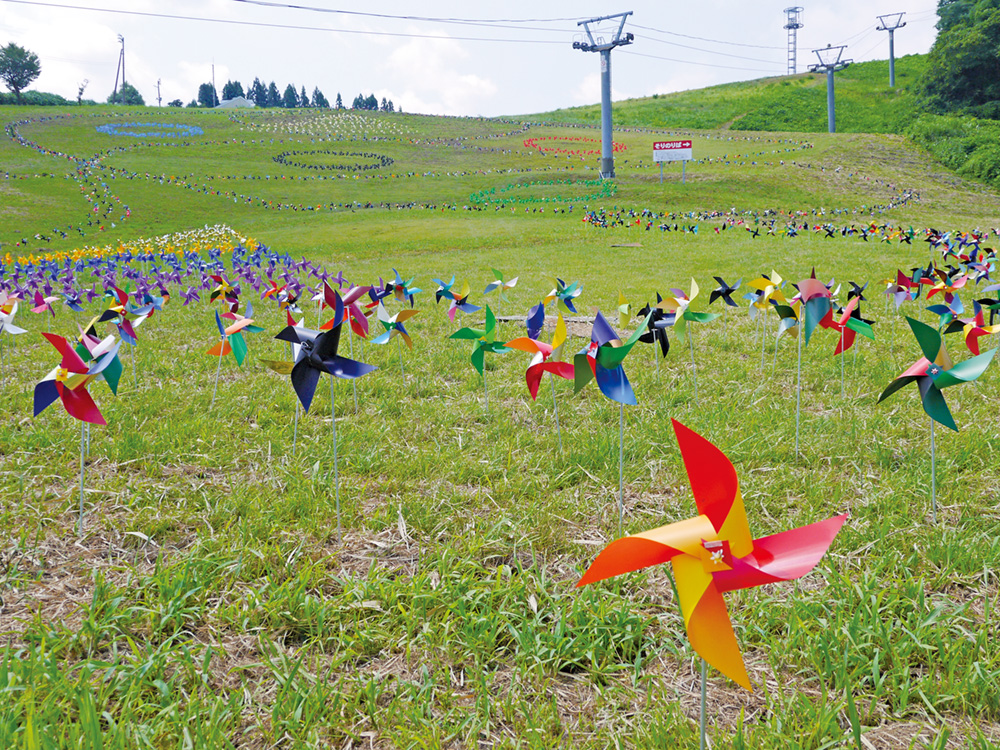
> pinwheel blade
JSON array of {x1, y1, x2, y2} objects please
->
[{"x1": 290, "y1": 360, "x2": 321, "y2": 413}]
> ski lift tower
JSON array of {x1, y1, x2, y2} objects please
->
[
  {"x1": 876, "y1": 13, "x2": 906, "y2": 87},
  {"x1": 573, "y1": 12, "x2": 634, "y2": 179},
  {"x1": 809, "y1": 45, "x2": 852, "y2": 133},
  {"x1": 784, "y1": 7, "x2": 803, "y2": 75}
]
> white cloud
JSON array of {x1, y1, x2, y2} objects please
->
[{"x1": 382, "y1": 32, "x2": 497, "y2": 116}]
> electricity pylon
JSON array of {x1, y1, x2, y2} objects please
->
[{"x1": 573, "y1": 12, "x2": 634, "y2": 179}]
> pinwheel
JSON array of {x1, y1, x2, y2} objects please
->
[
  {"x1": 944, "y1": 301, "x2": 1000, "y2": 354},
  {"x1": 390, "y1": 268, "x2": 421, "y2": 307},
  {"x1": 544, "y1": 278, "x2": 582, "y2": 315},
  {"x1": 432, "y1": 275, "x2": 456, "y2": 304},
  {"x1": 923, "y1": 268, "x2": 969, "y2": 302},
  {"x1": 209, "y1": 274, "x2": 238, "y2": 305},
  {"x1": 525, "y1": 302, "x2": 545, "y2": 340},
  {"x1": 505, "y1": 313, "x2": 574, "y2": 450},
  {"x1": 207, "y1": 309, "x2": 256, "y2": 408},
  {"x1": 450, "y1": 306, "x2": 509, "y2": 408},
  {"x1": 884, "y1": 269, "x2": 921, "y2": 311},
  {"x1": 371, "y1": 302, "x2": 419, "y2": 373},
  {"x1": 709, "y1": 277, "x2": 741, "y2": 307},
  {"x1": 484, "y1": 269, "x2": 518, "y2": 304},
  {"x1": 34, "y1": 332, "x2": 123, "y2": 534},
  {"x1": 573, "y1": 310, "x2": 651, "y2": 534},
  {"x1": 617, "y1": 291, "x2": 631, "y2": 330},
  {"x1": 658, "y1": 279, "x2": 720, "y2": 402},
  {"x1": 267, "y1": 291, "x2": 378, "y2": 540},
  {"x1": 0, "y1": 301, "x2": 27, "y2": 383},
  {"x1": 445, "y1": 281, "x2": 481, "y2": 323},
  {"x1": 826, "y1": 296, "x2": 876, "y2": 396},
  {"x1": 745, "y1": 271, "x2": 786, "y2": 319},
  {"x1": 322, "y1": 284, "x2": 371, "y2": 412},
  {"x1": 636, "y1": 295, "x2": 671, "y2": 376},
  {"x1": 878, "y1": 317, "x2": 996, "y2": 521},
  {"x1": 577, "y1": 420, "x2": 846, "y2": 741}
]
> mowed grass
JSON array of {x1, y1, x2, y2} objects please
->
[{"x1": 0, "y1": 105, "x2": 999, "y2": 748}]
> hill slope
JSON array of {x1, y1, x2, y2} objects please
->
[{"x1": 532, "y1": 55, "x2": 927, "y2": 134}]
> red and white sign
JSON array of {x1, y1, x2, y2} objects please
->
[{"x1": 653, "y1": 140, "x2": 693, "y2": 163}]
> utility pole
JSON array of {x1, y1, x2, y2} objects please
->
[
  {"x1": 783, "y1": 7, "x2": 803, "y2": 75},
  {"x1": 111, "y1": 35, "x2": 125, "y2": 104},
  {"x1": 573, "y1": 12, "x2": 634, "y2": 180},
  {"x1": 809, "y1": 45, "x2": 852, "y2": 133},
  {"x1": 157, "y1": 78, "x2": 162, "y2": 107},
  {"x1": 212, "y1": 62, "x2": 217, "y2": 106},
  {"x1": 876, "y1": 13, "x2": 906, "y2": 88}
]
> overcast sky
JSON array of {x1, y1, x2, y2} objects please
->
[{"x1": 1, "y1": 0, "x2": 940, "y2": 116}]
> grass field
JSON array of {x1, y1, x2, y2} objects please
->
[{"x1": 1, "y1": 94, "x2": 1000, "y2": 749}]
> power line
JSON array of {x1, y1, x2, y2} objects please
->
[
  {"x1": 226, "y1": 0, "x2": 585, "y2": 25},
  {"x1": 621, "y1": 49, "x2": 782, "y2": 74},
  {"x1": 634, "y1": 33, "x2": 783, "y2": 64},
  {"x1": 0, "y1": 0, "x2": 571, "y2": 44},
  {"x1": 630, "y1": 22, "x2": 785, "y2": 50}
]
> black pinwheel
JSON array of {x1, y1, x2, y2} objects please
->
[{"x1": 709, "y1": 277, "x2": 742, "y2": 307}]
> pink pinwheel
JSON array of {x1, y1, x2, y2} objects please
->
[
  {"x1": 34, "y1": 333, "x2": 121, "y2": 425},
  {"x1": 944, "y1": 301, "x2": 1000, "y2": 355},
  {"x1": 31, "y1": 291, "x2": 59, "y2": 317}
]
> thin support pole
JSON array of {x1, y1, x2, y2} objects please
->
[
  {"x1": 131, "y1": 343, "x2": 136, "y2": 387},
  {"x1": 795, "y1": 328, "x2": 803, "y2": 456},
  {"x1": 688, "y1": 331, "x2": 699, "y2": 404},
  {"x1": 930, "y1": 417, "x2": 937, "y2": 524},
  {"x1": 773, "y1": 332, "x2": 779, "y2": 374},
  {"x1": 483, "y1": 368, "x2": 489, "y2": 411},
  {"x1": 700, "y1": 658, "x2": 708, "y2": 750},
  {"x1": 618, "y1": 402, "x2": 625, "y2": 539},
  {"x1": 292, "y1": 398, "x2": 300, "y2": 456},
  {"x1": 840, "y1": 330, "x2": 845, "y2": 398},
  {"x1": 760, "y1": 314, "x2": 767, "y2": 371},
  {"x1": 397, "y1": 336, "x2": 404, "y2": 375},
  {"x1": 347, "y1": 324, "x2": 359, "y2": 413},
  {"x1": 78, "y1": 421, "x2": 86, "y2": 537},
  {"x1": 550, "y1": 373, "x2": 563, "y2": 453},
  {"x1": 211, "y1": 336, "x2": 224, "y2": 410},
  {"x1": 331, "y1": 375, "x2": 342, "y2": 542}
]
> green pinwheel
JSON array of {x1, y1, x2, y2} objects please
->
[
  {"x1": 878, "y1": 317, "x2": 995, "y2": 433},
  {"x1": 450, "y1": 306, "x2": 510, "y2": 408},
  {"x1": 878, "y1": 316, "x2": 996, "y2": 522}
]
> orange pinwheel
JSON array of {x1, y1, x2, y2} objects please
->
[{"x1": 577, "y1": 420, "x2": 846, "y2": 690}]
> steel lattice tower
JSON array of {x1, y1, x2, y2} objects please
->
[{"x1": 784, "y1": 7, "x2": 804, "y2": 75}]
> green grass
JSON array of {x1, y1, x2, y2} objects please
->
[{"x1": 1, "y1": 100, "x2": 1000, "y2": 748}]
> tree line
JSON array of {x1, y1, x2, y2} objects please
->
[{"x1": 175, "y1": 78, "x2": 398, "y2": 112}]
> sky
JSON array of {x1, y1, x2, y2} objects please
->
[{"x1": 0, "y1": 1, "x2": 940, "y2": 116}]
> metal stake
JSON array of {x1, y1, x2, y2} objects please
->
[
  {"x1": 618, "y1": 402, "x2": 625, "y2": 538},
  {"x1": 795, "y1": 327, "x2": 802, "y2": 456},
  {"x1": 331, "y1": 375, "x2": 342, "y2": 542},
  {"x1": 347, "y1": 322, "x2": 359, "y2": 413},
  {"x1": 292, "y1": 398, "x2": 300, "y2": 456},
  {"x1": 397, "y1": 336, "x2": 404, "y2": 375},
  {"x1": 930, "y1": 417, "x2": 937, "y2": 524},
  {"x1": 78, "y1": 420, "x2": 86, "y2": 537},
  {"x1": 689, "y1": 330, "x2": 699, "y2": 404},
  {"x1": 700, "y1": 658, "x2": 707, "y2": 750},
  {"x1": 211, "y1": 336, "x2": 224, "y2": 410},
  {"x1": 550, "y1": 373, "x2": 563, "y2": 453}
]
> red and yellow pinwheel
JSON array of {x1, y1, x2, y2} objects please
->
[
  {"x1": 505, "y1": 312, "x2": 574, "y2": 399},
  {"x1": 34, "y1": 333, "x2": 122, "y2": 425},
  {"x1": 577, "y1": 420, "x2": 847, "y2": 690}
]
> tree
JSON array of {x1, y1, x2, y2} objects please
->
[
  {"x1": 168, "y1": 99, "x2": 183, "y2": 107},
  {"x1": 312, "y1": 87, "x2": 329, "y2": 108},
  {"x1": 250, "y1": 77, "x2": 267, "y2": 107},
  {"x1": 380, "y1": 96, "x2": 387, "y2": 111},
  {"x1": 299, "y1": 85, "x2": 309, "y2": 107},
  {"x1": 198, "y1": 82, "x2": 218, "y2": 107},
  {"x1": 923, "y1": 1, "x2": 1000, "y2": 117},
  {"x1": 365, "y1": 93, "x2": 378, "y2": 110},
  {"x1": 0, "y1": 43, "x2": 41, "y2": 103},
  {"x1": 76, "y1": 79, "x2": 89, "y2": 104},
  {"x1": 282, "y1": 84, "x2": 299, "y2": 109},
  {"x1": 266, "y1": 81, "x2": 281, "y2": 107},
  {"x1": 186, "y1": 100, "x2": 198, "y2": 108},
  {"x1": 335, "y1": 92, "x2": 343, "y2": 109},
  {"x1": 221, "y1": 79, "x2": 244, "y2": 100},
  {"x1": 107, "y1": 81, "x2": 145, "y2": 105}
]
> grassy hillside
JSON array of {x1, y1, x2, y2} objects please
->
[
  {"x1": 533, "y1": 56, "x2": 928, "y2": 134},
  {"x1": 2, "y1": 97, "x2": 1000, "y2": 748}
]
